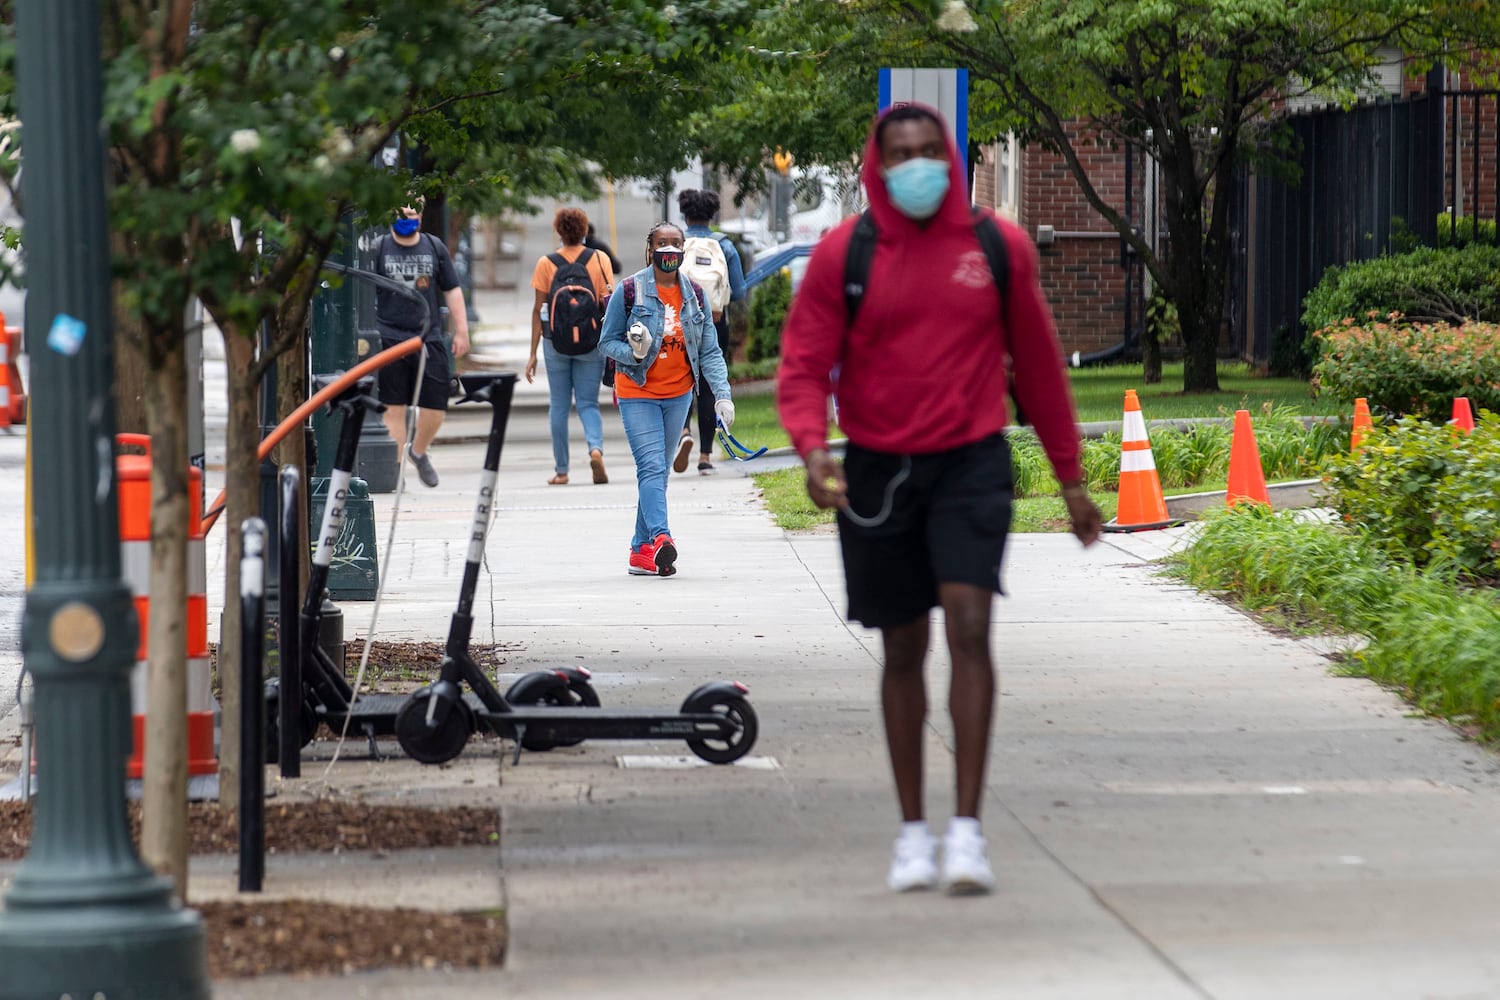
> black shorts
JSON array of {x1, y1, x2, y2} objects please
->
[
  {"x1": 376, "y1": 337, "x2": 450, "y2": 411},
  {"x1": 837, "y1": 433, "x2": 1014, "y2": 629}
]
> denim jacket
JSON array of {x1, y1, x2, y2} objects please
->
[{"x1": 599, "y1": 267, "x2": 732, "y2": 401}]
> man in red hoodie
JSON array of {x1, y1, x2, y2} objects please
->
[{"x1": 778, "y1": 104, "x2": 1102, "y2": 895}]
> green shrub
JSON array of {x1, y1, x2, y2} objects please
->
[
  {"x1": 1171, "y1": 506, "x2": 1500, "y2": 742},
  {"x1": 1311, "y1": 317, "x2": 1500, "y2": 418},
  {"x1": 1434, "y1": 212, "x2": 1498, "y2": 249},
  {"x1": 1322, "y1": 411, "x2": 1500, "y2": 580},
  {"x1": 1301, "y1": 244, "x2": 1500, "y2": 335},
  {"x1": 747, "y1": 270, "x2": 792, "y2": 363}
]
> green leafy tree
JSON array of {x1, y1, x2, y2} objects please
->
[
  {"x1": 1, "y1": 0, "x2": 763, "y2": 891},
  {"x1": 696, "y1": 0, "x2": 1500, "y2": 392}
]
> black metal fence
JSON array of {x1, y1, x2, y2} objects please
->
[{"x1": 1230, "y1": 88, "x2": 1450, "y2": 366}]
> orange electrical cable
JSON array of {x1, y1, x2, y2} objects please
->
[{"x1": 199, "y1": 335, "x2": 424, "y2": 535}]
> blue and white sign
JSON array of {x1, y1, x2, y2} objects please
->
[{"x1": 878, "y1": 68, "x2": 970, "y2": 172}]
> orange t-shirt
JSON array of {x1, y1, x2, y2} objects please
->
[
  {"x1": 531, "y1": 244, "x2": 614, "y2": 300},
  {"x1": 616, "y1": 281, "x2": 696, "y2": 400}
]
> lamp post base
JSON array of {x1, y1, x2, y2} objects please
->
[{"x1": 0, "y1": 901, "x2": 208, "y2": 999}]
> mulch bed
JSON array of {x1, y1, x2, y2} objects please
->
[
  {"x1": 201, "y1": 899, "x2": 505, "y2": 979},
  {"x1": 1, "y1": 800, "x2": 507, "y2": 979},
  {"x1": 3, "y1": 639, "x2": 513, "y2": 979},
  {"x1": 0, "y1": 799, "x2": 498, "y2": 861}
]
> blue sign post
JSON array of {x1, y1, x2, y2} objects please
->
[{"x1": 878, "y1": 67, "x2": 970, "y2": 172}]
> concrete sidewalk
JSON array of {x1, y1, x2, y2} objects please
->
[
  {"x1": 7, "y1": 277, "x2": 1500, "y2": 995},
  {"x1": 190, "y1": 398, "x2": 1500, "y2": 998}
]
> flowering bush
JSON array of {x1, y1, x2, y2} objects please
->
[{"x1": 1311, "y1": 316, "x2": 1500, "y2": 420}]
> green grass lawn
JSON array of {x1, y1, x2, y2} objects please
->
[
  {"x1": 729, "y1": 361, "x2": 1335, "y2": 455},
  {"x1": 737, "y1": 360, "x2": 1336, "y2": 533}
]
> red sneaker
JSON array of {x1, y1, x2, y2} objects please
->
[
  {"x1": 628, "y1": 542, "x2": 658, "y2": 576},
  {"x1": 651, "y1": 534, "x2": 677, "y2": 577}
]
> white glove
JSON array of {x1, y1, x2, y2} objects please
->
[
  {"x1": 714, "y1": 398, "x2": 735, "y2": 430},
  {"x1": 627, "y1": 322, "x2": 651, "y2": 361}
]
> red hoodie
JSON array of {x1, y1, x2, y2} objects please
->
[{"x1": 776, "y1": 105, "x2": 1083, "y2": 484}]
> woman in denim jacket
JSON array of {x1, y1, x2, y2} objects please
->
[{"x1": 598, "y1": 222, "x2": 735, "y2": 577}]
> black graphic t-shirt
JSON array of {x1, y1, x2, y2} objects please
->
[{"x1": 374, "y1": 233, "x2": 460, "y2": 341}]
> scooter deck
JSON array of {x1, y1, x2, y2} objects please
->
[
  {"x1": 474, "y1": 707, "x2": 738, "y2": 744},
  {"x1": 320, "y1": 692, "x2": 489, "y2": 736}
]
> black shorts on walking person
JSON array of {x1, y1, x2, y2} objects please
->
[
  {"x1": 837, "y1": 433, "x2": 1014, "y2": 629},
  {"x1": 376, "y1": 335, "x2": 451, "y2": 411}
]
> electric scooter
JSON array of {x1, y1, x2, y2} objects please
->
[
  {"x1": 394, "y1": 372, "x2": 759, "y2": 767},
  {"x1": 268, "y1": 374, "x2": 598, "y2": 759}
]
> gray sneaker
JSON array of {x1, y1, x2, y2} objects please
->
[{"x1": 407, "y1": 446, "x2": 439, "y2": 487}]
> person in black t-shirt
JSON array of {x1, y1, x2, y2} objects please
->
[{"x1": 375, "y1": 198, "x2": 470, "y2": 487}]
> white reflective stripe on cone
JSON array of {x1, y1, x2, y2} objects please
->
[
  {"x1": 130, "y1": 659, "x2": 148, "y2": 715},
  {"x1": 121, "y1": 540, "x2": 151, "y2": 596},
  {"x1": 1121, "y1": 449, "x2": 1159, "y2": 473},
  {"x1": 1122, "y1": 409, "x2": 1149, "y2": 441},
  {"x1": 188, "y1": 538, "x2": 207, "y2": 593},
  {"x1": 188, "y1": 656, "x2": 215, "y2": 714}
]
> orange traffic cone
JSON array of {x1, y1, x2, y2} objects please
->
[
  {"x1": 1351, "y1": 397, "x2": 1373, "y2": 451},
  {"x1": 1103, "y1": 389, "x2": 1173, "y2": 532},
  {"x1": 1226, "y1": 409, "x2": 1270, "y2": 509},
  {"x1": 1451, "y1": 396, "x2": 1475, "y2": 435}
]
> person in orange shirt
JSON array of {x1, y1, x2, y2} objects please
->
[
  {"x1": 597, "y1": 222, "x2": 734, "y2": 576},
  {"x1": 527, "y1": 207, "x2": 615, "y2": 485}
]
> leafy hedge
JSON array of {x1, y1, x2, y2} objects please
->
[
  {"x1": 747, "y1": 269, "x2": 792, "y2": 363},
  {"x1": 1302, "y1": 244, "x2": 1500, "y2": 335},
  {"x1": 1322, "y1": 411, "x2": 1500, "y2": 581},
  {"x1": 1311, "y1": 316, "x2": 1500, "y2": 419}
]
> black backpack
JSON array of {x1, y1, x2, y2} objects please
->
[
  {"x1": 545, "y1": 248, "x2": 604, "y2": 355},
  {"x1": 843, "y1": 206, "x2": 1026, "y2": 425}
]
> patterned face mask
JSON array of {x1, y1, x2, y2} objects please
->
[{"x1": 652, "y1": 246, "x2": 684, "y2": 272}]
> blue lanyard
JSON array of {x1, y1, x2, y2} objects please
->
[{"x1": 715, "y1": 418, "x2": 768, "y2": 461}]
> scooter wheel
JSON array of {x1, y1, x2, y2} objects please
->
[
  {"x1": 504, "y1": 672, "x2": 600, "y2": 751},
  {"x1": 263, "y1": 680, "x2": 318, "y2": 763},
  {"x1": 684, "y1": 695, "x2": 758, "y2": 765},
  {"x1": 395, "y1": 690, "x2": 472, "y2": 765}
]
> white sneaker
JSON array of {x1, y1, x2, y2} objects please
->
[
  {"x1": 942, "y1": 827, "x2": 996, "y2": 895},
  {"x1": 887, "y1": 829, "x2": 939, "y2": 892}
]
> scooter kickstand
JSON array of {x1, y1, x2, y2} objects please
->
[
  {"x1": 510, "y1": 724, "x2": 526, "y2": 767},
  {"x1": 361, "y1": 721, "x2": 382, "y2": 761}
]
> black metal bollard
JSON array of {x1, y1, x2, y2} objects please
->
[
  {"x1": 278, "y1": 465, "x2": 302, "y2": 778},
  {"x1": 238, "y1": 519, "x2": 267, "y2": 893}
]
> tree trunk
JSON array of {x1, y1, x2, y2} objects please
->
[
  {"x1": 1180, "y1": 301, "x2": 1222, "y2": 393},
  {"x1": 276, "y1": 340, "x2": 309, "y2": 589},
  {"x1": 112, "y1": 247, "x2": 149, "y2": 434},
  {"x1": 1142, "y1": 326, "x2": 1162, "y2": 385},
  {"x1": 216, "y1": 322, "x2": 260, "y2": 818},
  {"x1": 140, "y1": 327, "x2": 190, "y2": 899}
]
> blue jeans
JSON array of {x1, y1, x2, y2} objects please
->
[
  {"x1": 542, "y1": 341, "x2": 606, "y2": 475},
  {"x1": 618, "y1": 392, "x2": 695, "y2": 550}
]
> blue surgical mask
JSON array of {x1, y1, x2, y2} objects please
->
[
  {"x1": 883, "y1": 158, "x2": 950, "y2": 220},
  {"x1": 393, "y1": 217, "x2": 421, "y2": 237}
]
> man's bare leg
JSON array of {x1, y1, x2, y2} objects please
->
[
  {"x1": 938, "y1": 582, "x2": 995, "y2": 819},
  {"x1": 881, "y1": 615, "x2": 931, "y2": 822}
]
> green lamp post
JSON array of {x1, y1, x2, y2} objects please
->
[{"x1": 0, "y1": 1, "x2": 209, "y2": 996}]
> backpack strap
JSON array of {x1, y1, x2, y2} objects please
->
[
  {"x1": 843, "y1": 209, "x2": 879, "y2": 322},
  {"x1": 969, "y1": 207, "x2": 1010, "y2": 304},
  {"x1": 546, "y1": 251, "x2": 568, "y2": 270},
  {"x1": 843, "y1": 207, "x2": 1010, "y2": 322}
]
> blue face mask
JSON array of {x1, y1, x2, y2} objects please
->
[
  {"x1": 883, "y1": 158, "x2": 950, "y2": 220},
  {"x1": 393, "y1": 217, "x2": 421, "y2": 237}
]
